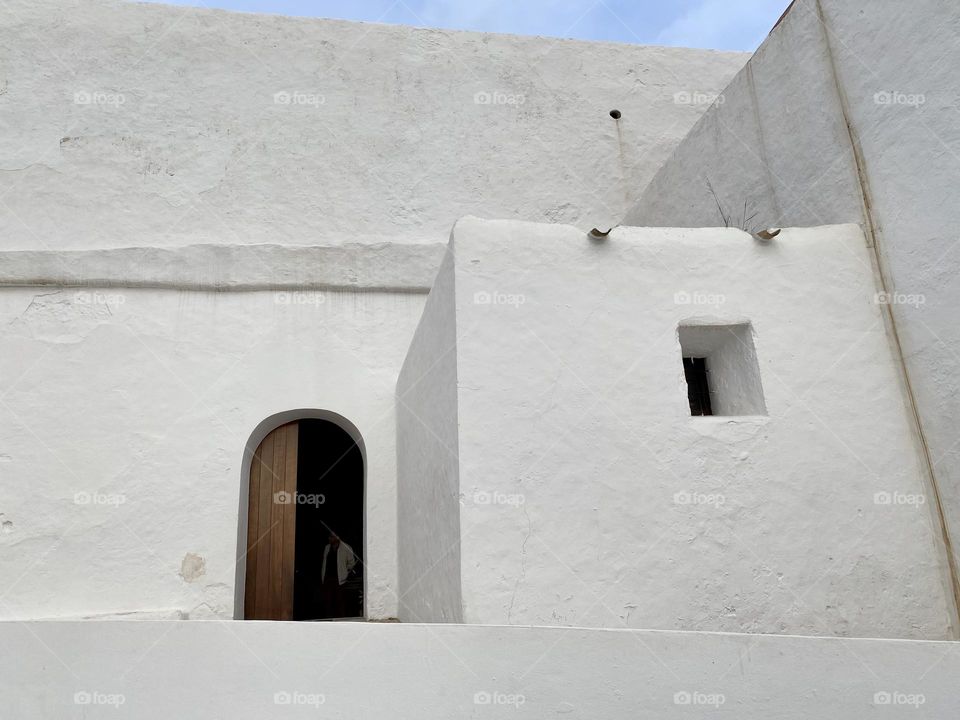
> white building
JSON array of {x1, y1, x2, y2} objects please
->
[{"x1": 0, "y1": 0, "x2": 958, "y2": 717}]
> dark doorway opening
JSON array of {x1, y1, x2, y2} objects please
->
[
  {"x1": 683, "y1": 357, "x2": 713, "y2": 416},
  {"x1": 293, "y1": 419, "x2": 364, "y2": 620}
]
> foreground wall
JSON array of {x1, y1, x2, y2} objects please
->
[
  {"x1": 2, "y1": 620, "x2": 958, "y2": 717},
  {"x1": 624, "y1": 0, "x2": 960, "y2": 617},
  {"x1": 403, "y1": 217, "x2": 954, "y2": 639},
  {"x1": 0, "y1": 0, "x2": 747, "y2": 251},
  {"x1": 0, "y1": 244, "x2": 437, "y2": 621}
]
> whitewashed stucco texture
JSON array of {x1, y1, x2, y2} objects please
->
[
  {"x1": 0, "y1": 286, "x2": 425, "y2": 621},
  {"x1": 0, "y1": 0, "x2": 747, "y2": 251},
  {"x1": 3, "y1": 620, "x2": 959, "y2": 718},
  {"x1": 422, "y1": 217, "x2": 954, "y2": 639},
  {"x1": 624, "y1": 0, "x2": 960, "y2": 614},
  {"x1": 623, "y1": 1, "x2": 864, "y2": 232},
  {"x1": 396, "y1": 248, "x2": 463, "y2": 623}
]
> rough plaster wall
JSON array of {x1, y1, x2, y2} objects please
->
[
  {"x1": 448, "y1": 218, "x2": 951, "y2": 639},
  {"x1": 396, "y1": 249, "x2": 463, "y2": 622},
  {"x1": 623, "y1": 0, "x2": 960, "y2": 623},
  {"x1": 3, "y1": 620, "x2": 960, "y2": 718},
  {"x1": 816, "y1": 0, "x2": 960, "y2": 626},
  {"x1": 623, "y1": 3, "x2": 862, "y2": 231},
  {"x1": 0, "y1": 0, "x2": 747, "y2": 251},
  {"x1": 0, "y1": 287, "x2": 425, "y2": 620}
]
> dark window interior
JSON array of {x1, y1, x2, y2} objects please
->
[
  {"x1": 683, "y1": 357, "x2": 713, "y2": 416},
  {"x1": 293, "y1": 419, "x2": 364, "y2": 620}
]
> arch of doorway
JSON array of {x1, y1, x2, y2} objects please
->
[{"x1": 233, "y1": 408, "x2": 367, "y2": 620}]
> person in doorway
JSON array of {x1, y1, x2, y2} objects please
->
[{"x1": 320, "y1": 531, "x2": 356, "y2": 618}]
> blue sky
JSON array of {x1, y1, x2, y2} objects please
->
[{"x1": 137, "y1": 0, "x2": 793, "y2": 51}]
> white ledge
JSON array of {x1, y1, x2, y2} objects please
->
[{"x1": 0, "y1": 243, "x2": 447, "y2": 292}]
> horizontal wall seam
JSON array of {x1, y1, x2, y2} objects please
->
[{"x1": 0, "y1": 243, "x2": 446, "y2": 293}]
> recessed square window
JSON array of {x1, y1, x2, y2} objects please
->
[{"x1": 679, "y1": 323, "x2": 766, "y2": 417}]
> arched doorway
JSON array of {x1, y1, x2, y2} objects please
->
[{"x1": 239, "y1": 413, "x2": 365, "y2": 621}]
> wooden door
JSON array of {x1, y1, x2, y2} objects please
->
[{"x1": 244, "y1": 422, "x2": 298, "y2": 620}]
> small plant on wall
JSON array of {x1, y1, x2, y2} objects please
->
[{"x1": 705, "y1": 176, "x2": 761, "y2": 233}]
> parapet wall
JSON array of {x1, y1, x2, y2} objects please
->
[
  {"x1": 398, "y1": 217, "x2": 955, "y2": 639},
  {"x1": 2, "y1": 620, "x2": 957, "y2": 718}
]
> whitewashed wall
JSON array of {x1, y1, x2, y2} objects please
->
[
  {"x1": 623, "y1": 1, "x2": 863, "y2": 230},
  {"x1": 624, "y1": 0, "x2": 960, "y2": 620},
  {"x1": 2, "y1": 620, "x2": 958, "y2": 718},
  {"x1": 0, "y1": 0, "x2": 746, "y2": 251},
  {"x1": 396, "y1": 249, "x2": 463, "y2": 622},
  {"x1": 0, "y1": 275, "x2": 427, "y2": 621},
  {"x1": 407, "y1": 217, "x2": 954, "y2": 639}
]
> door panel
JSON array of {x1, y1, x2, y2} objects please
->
[{"x1": 244, "y1": 422, "x2": 298, "y2": 620}]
